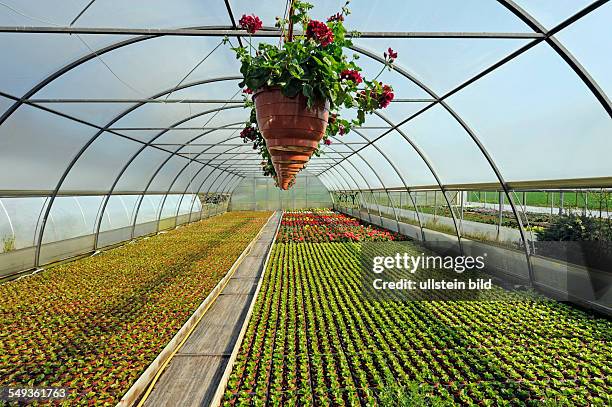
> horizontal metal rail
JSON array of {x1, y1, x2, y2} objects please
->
[
  {"x1": 26, "y1": 98, "x2": 433, "y2": 104},
  {"x1": 0, "y1": 26, "x2": 544, "y2": 39}
]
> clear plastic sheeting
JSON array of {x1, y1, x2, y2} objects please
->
[
  {"x1": 0, "y1": 193, "x2": 213, "y2": 277},
  {"x1": 447, "y1": 42, "x2": 612, "y2": 182},
  {"x1": 231, "y1": 172, "x2": 332, "y2": 211},
  {"x1": 0, "y1": 0, "x2": 609, "y2": 311}
]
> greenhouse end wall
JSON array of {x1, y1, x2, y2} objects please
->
[{"x1": 230, "y1": 172, "x2": 333, "y2": 211}]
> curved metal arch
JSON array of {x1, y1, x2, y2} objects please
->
[
  {"x1": 123, "y1": 123, "x2": 247, "y2": 240},
  {"x1": 339, "y1": 128, "x2": 425, "y2": 239},
  {"x1": 163, "y1": 143, "x2": 254, "y2": 229},
  {"x1": 315, "y1": 172, "x2": 337, "y2": 193},
  {"x1": 326, "y1": 134, "x2": 401, "y2": 232},
  {"x1": 175, "y1": 155, "x2": 241, "y2": 223},
  {"x1": 0, "y1": 26, "x2": 241, "y2": 128},
  {"x1": 346, "y1": 4, "x2": 609, "y2": 273},
  {"x1": 316, "y1": 170, "x2": 345, "y2": 195},
  {"x1": 93, "y1": 116, "x2": 243, "y2": 249},
  {"x1": 318, "y1": 143, "x2": 372, "y2": 191},
  {"x1": 221, "y1": 174, "x2": 243, "y2": 194},
  {"x1": 190, "y1": 170, "x2": 234, "y2": 223},
  {"x1": 184, "y1": 141, "x2": 263, "y2": 219},
  {"x1": 373, "y1": 111, "x2": 464, "y2": 249},
  {"x1": 327, "y1": 159, "x2": 381, "y2": 224},
  {"x1": 310, "y1": 126, "x2": 388, "y2": 217},
  {"x1": 497, "y1": 0, "x2": 611, "y2": 117},
  {"x1": 318, "y1": 145, "x2": 380, "y2": 195},
  {"x1": 329, "y1": 45, "x2": 547, "y2": 263},
  {"x1": 16, "y1": 9, "x2": 606, "y2": 273},
  {"x1": 202, "y1": 170, "x2": 237, "y2": 216},
  {"x1": 188, "y1": 162, "x2": 244, "y2": 219},
  {"x1": 32, "y1": 76, "x2": 241, "y2": 265},
  {"x1": 150, "y1": 137, "x2": 247, "y2": 232},
  {"x1": 9, "y1": 26, "x2": 501, "y2": 260},
  {"x1": 355, "y1": 55, "x2": 532, "y2": 270},
  {"x1": 320, "y1": 111, "x2": 462, "y2": 248},
  {"x1": 187, "y1": 168, "x2": 228, "y2": 220}
]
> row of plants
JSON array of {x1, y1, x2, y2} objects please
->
[
  {"x1": 0, "y1": 211, "x2": 271, "y2": 405},
  {"x1": 222, "y1": 212, "x2": 611, "y2": 406},
  {"x1": 277, "y1": 209, "x2": 404, "y2": 243}
]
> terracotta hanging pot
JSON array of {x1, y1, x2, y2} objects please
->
[
  {"x1": 280, "y1": 177, "x2": 293, "y2": 190},
  {"x1": 271, "y1": 151, "x2": 310, "y2": 166},
  {"x1": 278, "y1": 162, "x2": 303, "y2": 171},
  {"x1": 281, "y1": 163, "x2": 304, "y2": 171},
  {"x1": 254, "y1": 88, "x2": 329, "y2": 155}
]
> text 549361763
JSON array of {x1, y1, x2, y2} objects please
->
[{"x1": 1, "y1": 387, "x2": 68, "y2": 401}]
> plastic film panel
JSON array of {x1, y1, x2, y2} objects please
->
[
  {"x1": 0, "y1": 105, "x2": 95, "y2": 192},
  {"x1": 374, "y1": 131, "x2": 438, "y2": 187},
  {"x1": 398, "y1": 104, "x2": 498, "y2": 185},
  {"x1": 447, "y1": 42, "x2": 612, "y2": 182}
]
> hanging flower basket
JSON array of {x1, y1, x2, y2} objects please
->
[
  {"x1": 229, "y1": 1, "x2": 397, "y2": 189},
  {"x1": 254, "y1": 88, "x2": 329, "y2": 156}
]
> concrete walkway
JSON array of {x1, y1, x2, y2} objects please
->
[{"x1": 141, "y1": 211, "x2": 281, "y2": 407}]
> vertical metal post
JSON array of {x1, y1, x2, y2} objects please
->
[
  {"x1": 384, "y1": 190, "x2": 401, "y2": 232},
  {"x1": 434, "y1": 191, "x2": 437, "y2": 218},
  {"x1": 460, "y1": 190, "x2": 464, "y2": 234},
  {"x1": 550, "y1": 191, "x2": 554, "y2": 218},
  {"x1": 498, "y1": 191, "x2": 503, "y2": 240}
]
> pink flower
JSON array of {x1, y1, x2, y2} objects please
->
[
  {"x1": 384, "y1": 47, "x2": 398, "y2": 61},
  {"x1": 327, "y1": 13, "x2": 344, "y2": 22},
  {"x1": 324, "y1": 139, "x2": 332, "y2": 145},
  {"x1": 239, "y1": 14, "x2": 263, "y2": 34},
  {"x1": 340, "y1": 69, "x2": 363, "y2": 84},
  {"x1": 338, "y1": 124, "x2": 347, "y2": 135},
  {"x1": 378, "y1": 84, "x2": 394, "y2": 108},
  {"x1": 306, "y1": 20, "x2": 334, "y2": 47},
  {"x1": 240, "y1": 126, "x2": 257, "y2": 141}
]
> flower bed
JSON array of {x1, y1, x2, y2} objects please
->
[
  {"x1": 277, "y1": 209, "x2": 404, "y2": 243},
  {"x1": 0, "y1": 211, "x2": 270, "y2": 405},
  {"x1": 223, "y1": 216, "x2": 612, "y2": 406}
]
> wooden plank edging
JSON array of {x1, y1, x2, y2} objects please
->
[
  {"x1": 116, "y1": 211, "x2": 277, "y2": 407},
  {"x1": 209, "y1": 211, "x2": 283, "y2": 407}
]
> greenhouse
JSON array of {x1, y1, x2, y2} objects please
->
[{"x1": 0, "y1": 0, "x2": 610, "y2": 405}]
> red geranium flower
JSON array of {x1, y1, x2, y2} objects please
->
[
  {"x1": 239, "y1": 14, "x2": 263, "y2": 34},
  {"x1": 384, "y1": 47, "x2": 398, "y2": 61},
  {"x1": 338, "y1": 124, "x2": 347, "y2": 135},
  {"x1": 242, "y1": 87, "x2": 253, "y2": 94},
  {"x1": 324, "y1": 139, "x2": 332, "y2": 145},
  {"x1": 340, "y1": 69, "x2": 363, "y2": 84},
  {"x1": 306, "y1": 20, "x2": 334, "y2": 47},
  {"x1": 327, "y1": 13, "x2": 344, "y2": 22},
  {"x1": 240, "y1": 126, "x2": 257, "y2": 141},
  {"x1": 379, "y1": 84, "x2": 394, "y2": 108}
]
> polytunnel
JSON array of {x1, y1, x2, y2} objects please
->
[{"x1": 0, "y1": 1, "x2": 610, "y2": 406}]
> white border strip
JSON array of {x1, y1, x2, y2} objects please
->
[
  {"x1": 209, "y1": 211, "x2": 282, "y2": 407},
  {"x1": 116, "y1": 211, "x2": 276, "y2": 407}
]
